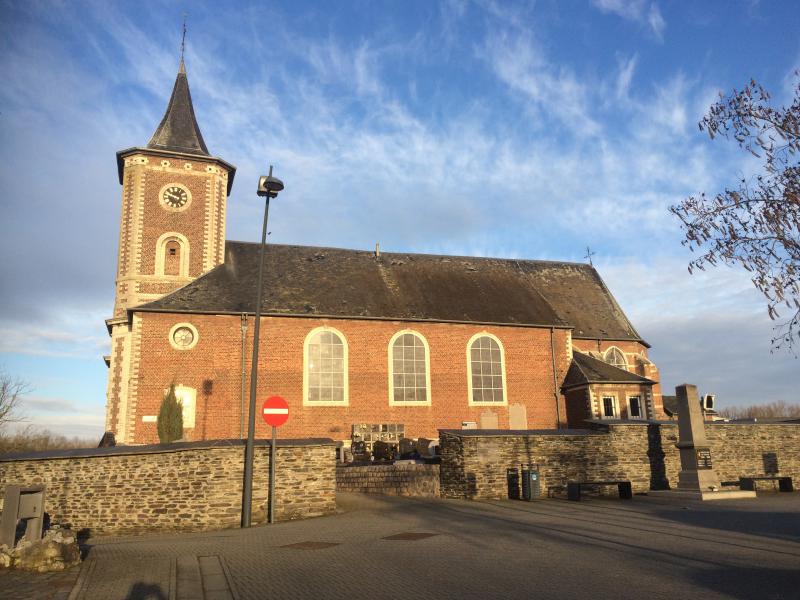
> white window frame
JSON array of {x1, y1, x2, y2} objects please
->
[
  {"x1": 466, "y1": 332, "x2": 508, "y2": 406},
  {"x1": 388, "y1": 330, "x2": 432, "y2": 406},
  {"x1": 604, "y1": 346, "x2": 628, "y2": 371},
  {"x1": 600, "y1": 394, "x2": 619, "y2": 419},
  {"x1": 302, "y1": 326, "x2": 349, "y2": 406},
  {"x1": 627, "y1": 394, "x2": 645, "y2": 420}
]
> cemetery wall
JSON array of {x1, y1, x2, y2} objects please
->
[
  {"x1": 0, "y1": 439, "x2": 336, "y2": 535},
  {"x1": 336, "y1": 463, "x2": 440, "y2": 497},
  {"x1": 439, "y1": 422, "x2": 800, "y2": 499}
]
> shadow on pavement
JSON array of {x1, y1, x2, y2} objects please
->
[
  {"x1": 123, "y1": 582, "x2": 168, "y2": 600},
  {"x1": 690, "y1": 565, "x2": 800, "y2": 600},
  {"x1": 653, "y1": 503, "x2": 800, "y2": 544}
]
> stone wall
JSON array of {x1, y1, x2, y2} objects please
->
[
  {"x1": 336, "y1": 463, "x2": 440, "y2": 497},
  {"x1": 0, "y1": 439, "x2": 336, "y2": 535},
  {"x1": 440, "y1": 422, "x2": 800, "y2": 499}
]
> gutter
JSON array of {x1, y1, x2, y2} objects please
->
[{"x1": 550, "y1": 327, "x2": 562, "y2": 428}]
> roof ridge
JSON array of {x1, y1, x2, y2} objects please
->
[{"x1": 224, "y1": 240, "x2": 592, "y2": 267}]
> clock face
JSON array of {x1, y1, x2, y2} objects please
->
[{"x1": 162, "y1": 186, "x2": 189, "y2": 209}]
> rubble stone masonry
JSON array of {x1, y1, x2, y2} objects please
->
[
  {"x1": 0, "y1": 439, "x2": 336, "y2": 535},
  {"x1": 439, "y1": 422, "x2": 800, "y2": 499},
  {"x1": 336, "y1": 463, "x2": 440, "y2": 497}
]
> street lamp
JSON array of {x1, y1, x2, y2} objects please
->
[{"x1": 241, "y1": 165, "x2": 284, "y2": 528}]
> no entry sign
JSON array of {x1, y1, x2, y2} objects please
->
[{"x1": 262, "y1": 395, "x2": 289, "y2": 427}]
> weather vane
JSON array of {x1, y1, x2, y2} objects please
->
[
  {"x1": 584, "y1": 246, "x2": 596, "y2": 267},
  {"x1": 180, "y1": 13, "x2": 188, "y2": 63}
]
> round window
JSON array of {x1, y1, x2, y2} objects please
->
[{"x1": 169, "y1": 323, "x2": 198, "y2": 350}]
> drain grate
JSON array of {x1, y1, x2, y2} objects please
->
[
  {"x1": 280, "y1": 541, "x2": 340, "y2": 549},
  {"x1": 382, "y1": 532, "x2": 439, "y2": 541}
]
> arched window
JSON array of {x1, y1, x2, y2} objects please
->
[
  {"x1": 467, "y1": 333, "x2": 507, "y2": 405},
  {"x1": 155, "y1": 232, "x2": 190, "y2": 277},
  {"x1": 604, "y1": 347, "x2": 628, "y2": 371},
  {"x1": 389, "y1": 331, "x2": 431, "y2": 404},
  {"x1": 164, "y1": 240, "x2": 181, "y2": 275},
  {"x1": 304, "y1": 327, "x2": 348, "y2": 405}
]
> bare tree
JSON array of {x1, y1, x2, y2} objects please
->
[
  {"x1": 718, "y1": 400, "x2": 800, "y2": 420},
  {"x1": 0, "y1": 370, "x2": 28, "y2": 429},
  {"x1": 670, "y1": 75, "x2": 800, "y2": 350},
  {"x1": 0, "y1": 426, "x2": 94, "y2": 455}
]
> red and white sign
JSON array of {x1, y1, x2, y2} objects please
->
[{"x1": 262, "y1": 395, "x2": 289, "y2": 427}]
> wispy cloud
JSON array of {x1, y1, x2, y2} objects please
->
[
  {"x1": 482, "y1": 31, "x2": 601, "y2": 136},
  {"x1": 591, "y1": 0, "x2": 667, "y2": 40}
]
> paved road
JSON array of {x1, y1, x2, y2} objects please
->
[{"x1": 3, "y1": 492, "x2": 800, "y2": 599}]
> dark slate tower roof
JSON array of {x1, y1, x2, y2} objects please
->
[
  {"x1": 147, "y1": 61, "x2": 209, "y2": 156},
  {"x1": 136, "y1": 242, "x2": 647, "y2": 344}
]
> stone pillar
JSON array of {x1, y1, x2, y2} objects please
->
[{"x1": 676, "y1": 384, "x2": 721, "y2": 492}]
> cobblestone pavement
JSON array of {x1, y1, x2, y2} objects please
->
[
  {"x1": 0, "y1": 565, "x2": 80, "y2": 600},
  {"x1": 3, "y1": 492, "x2": 800, "y2": 599}
]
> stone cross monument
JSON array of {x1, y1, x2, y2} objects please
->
[{"x1": 675, "y1": 384, "x2": 721, "y2": 492}]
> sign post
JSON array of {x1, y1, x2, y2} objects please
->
[{"x1": 262, "y1": 395, "x2": 289, "y2": 524}]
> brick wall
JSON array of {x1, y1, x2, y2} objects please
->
[
  {"x1": 572, "y1": 339, "x2": 664, "y2": 417},
  {"x1": 440, "y1": 422, "x2": 800, "y2": 499},
  {"x1": 0, "y1": 439, "x2": 336, "y2": 535},
  {"x1": 127, "y1": 312, "x2": 573, "y2": 443},
  {"x1": 336, "y1": 464, "x2": 440, "y2": 497}
]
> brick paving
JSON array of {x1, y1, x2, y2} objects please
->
[
  {"x1": 2, "y1": 492, "x2": 799, "y2": 599},
  {"x1": 0, "y1": 565, "x2": 80, "y2": 600}
]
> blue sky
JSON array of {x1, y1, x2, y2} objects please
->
[{"x1": 1, "y1": 0, "x2": 798, "y2": 438}]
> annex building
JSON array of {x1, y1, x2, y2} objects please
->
[{"x1": 105, "y1": 61, "x2": 665, "y2": 445}]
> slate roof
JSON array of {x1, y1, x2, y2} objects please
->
[
  {"x1": 661, "y1": 395, "x2": 678, "y2": 417},
  {"x1": 562, "y1": 351, "x2": 656, "y2": 390},
  {"x1": 147, "y1": 61, "x2": 209, "y2": 156},
  {"x1": 137, "y1": 242, "x2": 646, "y2": 342}
]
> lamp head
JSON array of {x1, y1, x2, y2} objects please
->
[{"x1": 257, "y1": 165, "x2": 284, "y2": 198}]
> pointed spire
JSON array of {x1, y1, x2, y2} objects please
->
[{"x1": 147, "y1": 20, "x2": 209, "y2": 156}]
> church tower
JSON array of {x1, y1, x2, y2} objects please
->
[{"x1": 105, "y1": 58, "x2": 236, "y2": 441}]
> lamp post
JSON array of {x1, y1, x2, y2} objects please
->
[{"x1": 241, "y1": 165, "x2": 284, "y2": 528}]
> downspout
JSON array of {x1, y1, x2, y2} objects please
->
[
  {"x1": 550, "y1": 327, "x2": 562, "y2": 429},
  {"x1": 240, "y1": 313, "x2": 248, "y2": 438}
]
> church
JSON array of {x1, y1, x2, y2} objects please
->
[{"x1": 104, "y1": 60, "x2": 665, "y2": 446}]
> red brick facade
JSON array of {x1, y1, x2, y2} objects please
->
[
  {"x1": 105, "y1": 67, "x2": 665, "y2": 444},
  {"x1": 571, "y1": 338, "x2": 664, "y2": 420},
  {"x1": 105, "y1": 148, "x2": 233, "y2": 437},
  {"x1": 125, "y1": 313, "x2": 573, "y2": 444}
]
